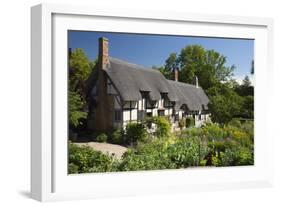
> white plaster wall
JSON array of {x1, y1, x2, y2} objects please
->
[
  {"x1": 131, "y1": 108, "x2": 138, "y2": 120},
  {"x1": 152, "y1": 108, "x2": 158, "y2": 116},
  {"x1": 123, "y1": 110, "x2": 130, "y2": 121}
]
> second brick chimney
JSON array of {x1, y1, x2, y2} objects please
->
[{"x1": 174, "y1": 67, "x2": 179, "y2": 82}]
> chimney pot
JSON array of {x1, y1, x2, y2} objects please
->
[{"x1": 193, "y1": 76, "x2": 199, "y2": 88}]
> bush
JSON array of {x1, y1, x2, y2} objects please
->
[
  {"x1": 68, "y1": 163, "x2": 79, "y2": 174},
  {"x1": 179, "y1": 118, "x2": 186, "y2": 130},
  {"x1": 228, "y1": 118, "x2": 242, "y2": 128},
  {"x1": 96, "y1": 133, "x2": 108, "y2": 142},
  {"x1": 111, "y1": 129, "x2": 124, "y2": 144},
  {"x1": 203, "y1": 124, "x2": 226, "y2": 141},
  {"x1": 119, "y1": 141, "x2": 175, "y2": 171},
  {"x1": 167, "y1": 137, "x2": 200, "y2": 167},
  {"x1": 150, "y1": 116, "x2": 171, "y2": 138},
  {"x1": 68, "y1": 143, "x2": 119, "y2": 173},
  {"x1": 125, "y1": 122, "x2": 148, "y2": 146},
  {"x1": 69, "y1": 120, "x2": 254, "y2": 173},
  {"x1": 186, "y1": 116, "x2": 195, "y2": 127},
  {"x1": 220, "y1": 146, "x2": 254, "y2": 166},
  {"x1": 180, "y1": 127, "x2": 204, "y2": 138}
]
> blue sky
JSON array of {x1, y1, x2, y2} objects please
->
[{"x1": 68, "y1": 31, "x2": 254, "y2": 80}]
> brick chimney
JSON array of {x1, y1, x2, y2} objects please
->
[
  {"x1": 174, "y1": 67, "x2": 179, "y2": 82},
  {"x1": 98, "y1": 37, "x2": 110, "y2": 69}
]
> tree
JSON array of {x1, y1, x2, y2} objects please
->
[
  {"x1": 158, "y1": 45, "x2": 235, "y2": 91},
  {"x1": 68, "y1": 48, "x2": 92, "y2": 129},
  {"x1": 241, "y1": 96, "x2": 254, "y2": 119},
  {"x1": 235, "y1": 75, "x2": 254, "y2": 97},
  {"x1": 69, "y1": 48, "x2": 91, "y2": 93},
  {"x1": 164, "y1": 53, "x2": 179, "y2": 80},
  {"x1": 208, "y1": 85, "x2": 243, "y2": 124},
  {"x1": 69, "y1": 91, "x2": 87, "y2": 127},
  {"x1": 178, "y1": 45, "x2": 206, "y2": 84}
]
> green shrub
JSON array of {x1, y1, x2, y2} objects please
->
[
  {"x1": 96, "y1": 133, "x2": 108, "y2": 142},
  {"x1": 151, "y1": 116, "x2": 171, "y2": 138},
  {"x1": 203, "y1": 123, "x2": 226, "y2": 141},
  {"x1": 111, "y1": 129, "x2": 124, "y2": 144},
  {"x1": 179, "y1": 118, "x2": 186, "y2": 130},
  {"x1": 208, "y1": 141, "x2": 254, "y2": 167},
  {"x1": 167, "y1": 137, "x2": 209, "y2": 168},
  {"x1": 220, "y1": 146, "x2": 254, "y2": 166},
  {"x1": 181, "y1": 127, "x2": 204, "y2": 138},
  {"x1": 186, "y1": 116, "x2": 195, "y2": 127},
  {"x1": 68, "y1": 143, "x2": 118, "y2": 173},
  {"x1": 125, "y1": 122, "x2": 148, "y2": 145},
  {"x1": 241, "y1": 120, "x2": 254, "y2": 140},
  {"x1": 119, "y1": 141, "x2": 175, "y2": 171},
  {"x1": 211, "y1": 152, "x2": 221, "y2": 166},
  {"x1": 68, "y1": 163, "x2": 79, "y2": 174},
  {"x1": 228, "y1": 118, "x2": 242, "y2": 128}
]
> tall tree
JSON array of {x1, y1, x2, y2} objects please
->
[
  {"x1": 164, "y1": 53, "x2": 179, "y2": 80},
  {"x1": 68, "y1": 48, "x2": 91, "y2": 128},
  {"x1": 160, "y1": 45, "x2": 235, "y2": 91},
  {"x1": 178, "y1": 45, "x2": 206, "y2": 84},
  {"x1": 208, "y1": 84, "x2": 243, "y2": 124}
]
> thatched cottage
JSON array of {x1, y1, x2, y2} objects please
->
[{"x1": 86, "y1": 37, "x2": 210, "y2": 132}]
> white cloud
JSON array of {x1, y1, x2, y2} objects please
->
[{"x1": 233, "y1": 75, "x2": 254, "y2": 86}]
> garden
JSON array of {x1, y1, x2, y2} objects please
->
[{"x1": 68, "y1": 117, "x2": 254, "y2": 174}]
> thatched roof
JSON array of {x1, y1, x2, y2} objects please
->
[
  {"x1": 102, "y1": 57, "x2": 209, "y2": 111},
  {"x1": 168, "y1": 80, "x2": 209, "y2": 111}
]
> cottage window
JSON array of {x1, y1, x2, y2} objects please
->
[
  {"x1": 137, "y1": 110, "x2": 145, "y2": 120},
  {"x1": 158, "y1": 110, "x2": 165, "y2": 116},
  {"x1": 114, "y1": 110, "x2": 121, "y2": 122}
]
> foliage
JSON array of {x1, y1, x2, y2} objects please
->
[
  {"x1": 146, "y1": 116, "x2": 171, "y2": 138},
  {"x1": 68, "y1": 91, "x2": 87, "y2": 127},
  {"x1": 179, "y1": 117, "x2": 186, "y2": 130},
  {"x1": 167, "y1": 136, "x2": 209, "y2": 168},
  {"x1": 220, "y1": 145, "x2": 254, "y2": 166},
  {"x1": 68, "y1": 163, "x2": 79, "y2": 174},
  {"x1": 69, "y1": 121, "x2": 254, "y2": 173},
  {"x1": 228, "y1": 118, "x2": 242, "y2": 128},
  {"x1": 119, "y1": 141, "x2": 175, "y2": 171},
  {"x1": 202, "y1": 123, "x2": 226, "y2": 141},
  {"x1": 68, "y1": 143, "x2": 119, "y2": 173},
  {"x1": 69, "y1": 48, "x2": 91, "y2": 91},
  {"x1": 68, "y1": 48, "x2": 92, "y2": 130},
  {"x1": 96, "y1": 133, "x2": 108, "y2": 143},
  {"x1": 155, "y1": 45, "x2": 253, "y2": 125},
  {"x1": 241, "y1": 96, "x2": 254, "y2": 119},
  {"x1": 125, "y1": 122, "x2": 148, "y2": 146},
  {"x1": 111, "y1": 129, "x2": 124, "y2": 144},
  {"x1": 186, "y1": 116, "x2": 195, "y2": 127},
  {"x1": 157, "y1": 45, "x2": 235, "y2": 91},
  {"x1": 208, "y1": 85, "x2": 244, "y2": 124}
]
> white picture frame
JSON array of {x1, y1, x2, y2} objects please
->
[{"x1": 31, "y1": 3, "x2": 274, "y2": 202}]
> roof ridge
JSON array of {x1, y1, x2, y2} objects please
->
[
  {"x1": 109, "y1": 56, "x2": 160, "y2": 74},
  {"x1": 168, "y1": 79, "x2": 202, "y2": 89}
]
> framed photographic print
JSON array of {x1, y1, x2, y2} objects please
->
[{"x1": 31, "y1": 3, "x2": 274, "y2": 201}]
